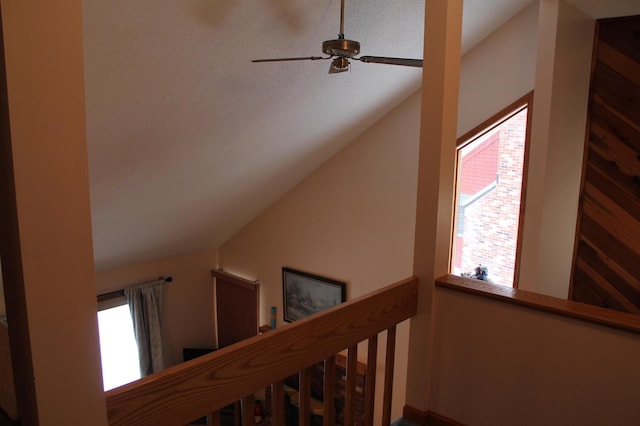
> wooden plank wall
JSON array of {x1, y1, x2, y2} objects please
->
[
  {"x1": 570, "y1": 15, "x2": 640, "y2": 313},
  {"x1": 0, "y1": 321, "x2": 18, "y2": 421}
]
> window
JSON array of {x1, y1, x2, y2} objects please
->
[
  {"x1": 97, "y1": 302, "x2": 140, "y2": 391},
  {"x1": 451, "y1": 94, "x2": 532, "y2": 287}
]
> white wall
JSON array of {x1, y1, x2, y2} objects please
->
[
  {"x1": 218, "y1": 2, "x2": 544, "y2": 420},
  {"x1": 458, "y1": 1, "x2": 539, "y2": 136},
  {"x1": 95, "y1": 248, "x2": 218, "y2": 367},
  {"x1": 406, "y1": 0, "x2": 463, "y2": 410},
  {"x1": 219, "y1": 90, "x2": 422, "y2": 421},
  {"x1": 458, "y1": 0, "x2": 595, "y2": 299},
  {"x1": 79, "y1": 0, "x2": 596, "y2": 419},
  {"x1": 519, "y1": 0, "x2": 594, "y2": 297},
  {"x1": 430, "y1": 287, "x2": 640, "y2": 425},
  {"x1": 1, "y1": 0, "x2": 107, "y2": 422}
]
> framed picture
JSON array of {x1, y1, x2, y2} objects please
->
[{"x1": 282, "y1": 267, "x2": 346, "y2": 322}]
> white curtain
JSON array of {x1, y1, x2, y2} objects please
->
[{"x1": 125, "y1": 280, "x2": 165, "y2": 376}]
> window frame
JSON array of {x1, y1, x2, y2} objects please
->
[{"x1": 451, "y1": 92, "x2": 534, "y2": 289}]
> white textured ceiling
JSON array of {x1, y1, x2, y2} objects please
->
[{"x1": 82, "y1": 0, "x2": 636, "y2": 271}]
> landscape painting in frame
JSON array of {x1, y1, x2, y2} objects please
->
[{"x1": 282, "y1": 267, "x2": 346, "y2": 322}]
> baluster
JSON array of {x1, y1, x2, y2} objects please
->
[
  {"x1": 323, "y1": 355, "x2": 336, "y2": 426},
  {"x1": 233, "y1": 401, "x2": 242, "y2": 425},
  {"x1": 241, "y1": 395, "x2": 254, "y2": 426},
  {"x1": 364, "y1": 335, "x2": 378, "y2": 426},
  {"x1": 382, "y1": 326, "x2": 396, "y2": 425},
  {"x1": 207, "y1": 410, "x2": 220, "y2": 426},
  {"x1": 344, "y1": 345, "x2": 358, "y2": 425},
  {"x1": 299, "y1": 367, "x2": 312, "y2": 426},
  {"x1": 271, "y1": 381, "x2": 286, "y2": 425}
]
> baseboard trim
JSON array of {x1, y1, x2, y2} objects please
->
[{"x1": 402, "y1": 405, "x2": 466, "y2": 426}]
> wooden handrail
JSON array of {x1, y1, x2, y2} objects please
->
[{"x1": 106, "y1": 276, "x2": 419, "y2": 425}]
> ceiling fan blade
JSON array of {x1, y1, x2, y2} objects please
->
[
  {"x1": 358, "y1": 56, "x2": 423, "y2": 68},
  {"x1": 252, "y1": 56, "x2": 330, "y2": 63}
]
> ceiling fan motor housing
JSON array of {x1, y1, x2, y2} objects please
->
[{"x1": 322, "y1": 38, "x2": 360, "y2": 57}]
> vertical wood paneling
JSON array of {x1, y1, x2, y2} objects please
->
[
  {"x1": 0, "y1": 322, "x2": 18, "y2": 421},
  {"x1": 571, "y1": 15, "x2": 640, "y2": 313}
]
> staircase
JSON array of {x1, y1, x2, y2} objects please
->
[{"x1": 106, "y1": 277, "x2": 419, "y2": 425}]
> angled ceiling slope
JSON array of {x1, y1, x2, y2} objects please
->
[{"x1": 89, "y1": 0, "x2": 640, "y2": 271}]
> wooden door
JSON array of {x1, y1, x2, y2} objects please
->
[{"x1": 212, "y1": 270, "x2": 259, "y2": 348}]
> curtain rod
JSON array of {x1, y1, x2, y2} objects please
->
[{"x1": 97, "y1": 276, "x2": 173, "y2": 302}]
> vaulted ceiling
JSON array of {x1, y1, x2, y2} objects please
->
[{"x1": 82, "y1": 0, "x2": 639, "y2": 270}]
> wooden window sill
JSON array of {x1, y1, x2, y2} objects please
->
[{"x1": 436, "y1": 274, "x2": 640, "y2": 334}]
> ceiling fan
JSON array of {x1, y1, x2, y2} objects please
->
[{"x1": 252, "y1": 0, "x2": 423, "y2": 74}]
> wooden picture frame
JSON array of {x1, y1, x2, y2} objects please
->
[{"x1": 282, "y1": 267, "x2": 346, "y2": 322}]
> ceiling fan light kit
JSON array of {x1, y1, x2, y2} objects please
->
[
  {"x1": 329, "y1": 57, "x2": 351, "y2": 74},
  {"x1": 252, "y1": 0, "x2": 423, "y2": 74}
]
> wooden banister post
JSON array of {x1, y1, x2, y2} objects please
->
[
  {"x1": 344, "y1": 345, "x2": 358, "y2": 425},
  {"x1": 364, "y1": 336, "x2": 378, "y2": 426},
  {"x1": 241, "y1": 395, "x2": 254, "y2": 426},
  {"x1": 382, "y1": 326, "x2": 397, "y2": 425},
  {"x1": 299, "y1": 368, "x2": 312, "y2": 426},
  {"x1": 271, "y1": 381, "x2": 286, "y2": 425},
  {"x1": 323, "y1": 356, "x2": 336, "y2": 426}
]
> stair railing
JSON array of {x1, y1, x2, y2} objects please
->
[{"x1": 105, "y1": 276, "x2": 418, "y2": 426}]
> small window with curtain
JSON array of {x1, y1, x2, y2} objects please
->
[{"x1": 97, "y1": 295, "x2": 140, "y2": 391}]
